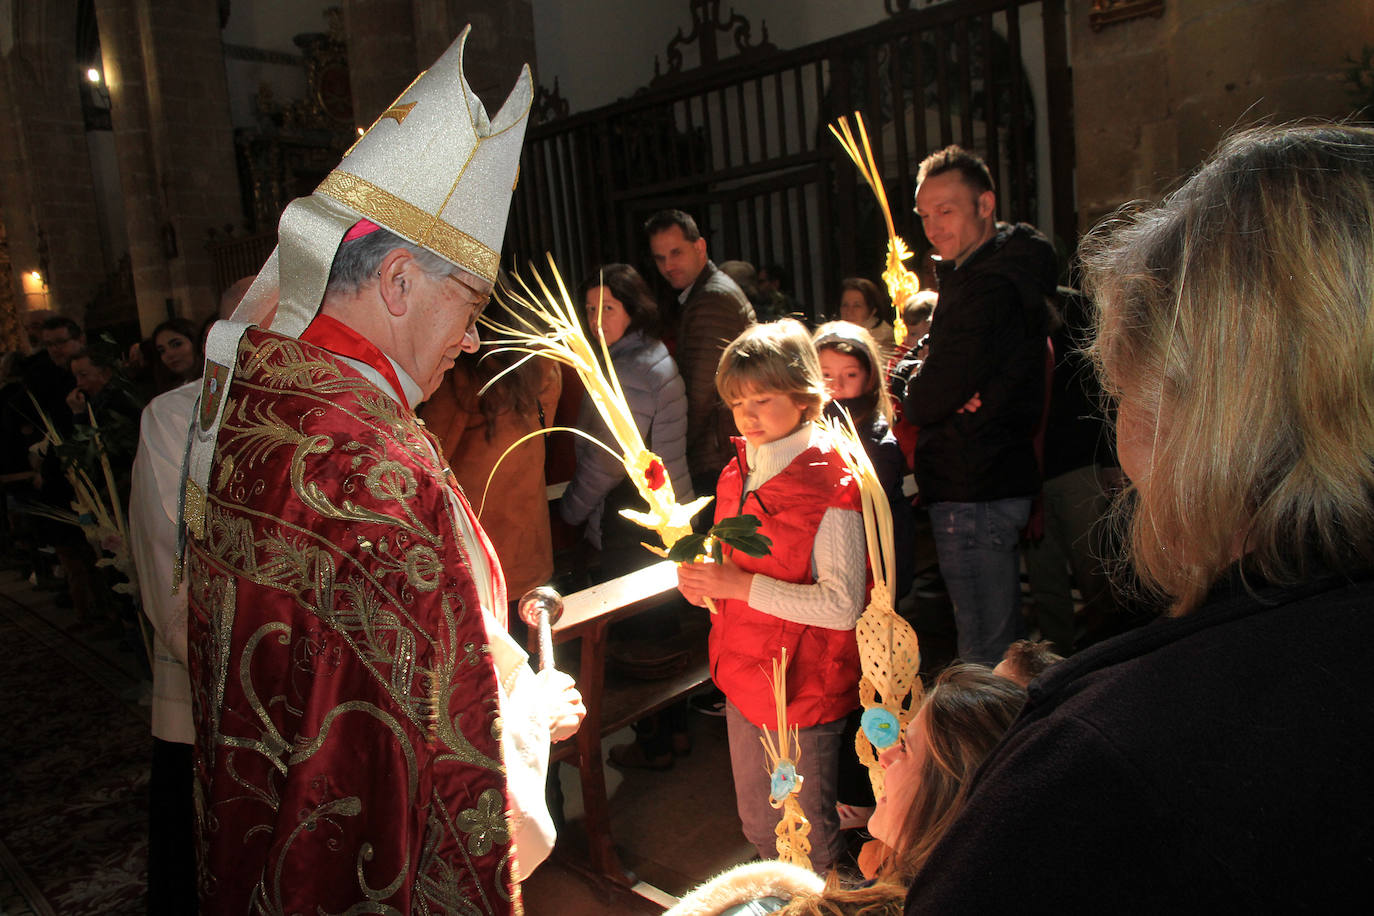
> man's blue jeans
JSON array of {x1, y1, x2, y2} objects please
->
[{"x1": 928, "y1": 498, "x2": 1032, "y2": 665}]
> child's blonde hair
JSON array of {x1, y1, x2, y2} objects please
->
[
  {"x1": 716, "y1": 318, "x2": 826, "y2": 421},
  {"x1": 812, "y1": 320, "x2": 894, "y2": 423}
]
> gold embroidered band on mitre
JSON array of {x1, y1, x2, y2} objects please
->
[{"x1": 315, "y1": 169, "x2": 500, "y2": 283}]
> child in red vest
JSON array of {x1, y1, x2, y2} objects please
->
[{"x1": 677, "y1": 319, "x2": 866, "y2": 872}]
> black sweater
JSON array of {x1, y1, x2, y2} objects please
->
[
  {"x1": 901, "y1": 222, "x2": 1055, "y2": 503},
  {"x1": 904, "y1": 566, "x2": 1374, "y2": 913}
]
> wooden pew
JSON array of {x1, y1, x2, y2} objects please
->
[{"x1": 546, "y1": 559, "x2": 710, "y2": 896}]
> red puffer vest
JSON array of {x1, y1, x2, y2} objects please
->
[{"x1": 710, "y1": 432, "x2": 864, "y2": 728}]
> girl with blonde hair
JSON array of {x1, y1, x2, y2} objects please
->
[{"x1": 664, "y1": 665, "x2": 1026, "y2": 916}]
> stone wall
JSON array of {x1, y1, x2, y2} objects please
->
[
  {"x1": 0, "y1": 3, "x2": 108, "y2": 328},
  {"x1": 344, "y1": 0, "x2": 418, "y2": 126},
  {"x1": 1071, "y1": 0, "x2": 1374, "y2": 232},
  {"x1": 0, "y1": 1, "x2": 242, "y2": 333},
  {"x1": 2, "y1": 0, "x2": 542, "y2": 335},
  {"x1": 220, "y1": 1, "x2": 323, "y2": 130},
  {"x1": 346, "y1": 0, "x2": 535, "y2": 127},
  {"x1": 95, "y1": 0, "x2": 242, "y2": 329},
  {"x1": 432, "y1": 0, "x2": 535, "y2": 114}
]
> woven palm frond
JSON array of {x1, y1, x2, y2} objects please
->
[
  {"x1": 829, "y1": 111, "x2": 927, "y2": 345},
  {"x1": 822, "y1": 412, "x2": 923, "y2": 798}
]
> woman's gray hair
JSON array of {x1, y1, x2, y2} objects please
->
[
  {"x1": 325, "y1": 226, "x2": 456, "y2": 293},
  {"x1": 1084, "y1": 123, "x2": 1374, "y2": 613}
]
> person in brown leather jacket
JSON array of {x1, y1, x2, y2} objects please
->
[{"x1": 645, "y1": 209, "x2": 755, "y2": 492}]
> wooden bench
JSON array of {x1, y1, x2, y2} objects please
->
[{"x1": 544, "y1": 559, "x2": 710, "y2": 896}]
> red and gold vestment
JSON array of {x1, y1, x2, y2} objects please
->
[{"x1": 185, "y1": 327, "x2": 517, "y2": 914}]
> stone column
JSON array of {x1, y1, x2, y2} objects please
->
[
  {"x1": 343, "y1": 0, "x2": 419, "y2": 127},
  {"x1": 95, "y1": 0, "x2": 241, "y2": 330},
  {"x1": 0, "y1": 4, "x2": 109, "y2": 326},
  {"x1": 413, "y1": 0, "x2": 537, "y2": 111},
  {"x1": 342, "y1": 0, "x2": 535, "y2": 130},
  {"x1": 0, "y1": 223, "x2": 18, "y2": 353},
  {"x1": 93, "y1": 0, "x2": 173, "y2": 332}
]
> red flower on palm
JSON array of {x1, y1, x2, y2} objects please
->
[{"x1": 644, "y1": 458, "x2": 666, "y2": 490}]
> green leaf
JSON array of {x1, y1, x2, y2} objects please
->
[
  {"x1": 667, "y1": 533, "x2": 709, "y2": 563},
  {"x1": 727, "y1": 534, "x2": 773, "y2": 557},
  {"x1": 711, "y1": 514, "x2": 763, "y2": 536},
  {"x1": 701, "y1": 513, "x2": 773, "y2": 560}
]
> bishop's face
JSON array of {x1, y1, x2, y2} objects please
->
[{"x1": 404, "y1": 266, "x2": 490, "y2": 398}]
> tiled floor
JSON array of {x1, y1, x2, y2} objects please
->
[{"x1": 522, "y1": 715, "x2": 751, "y2": 914}]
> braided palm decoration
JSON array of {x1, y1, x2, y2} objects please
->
[
  {"x1": 823, "y1": 413, "x2": 923, "y2": 800},
  {"x1": 760, "y1": 647, "x2": 812, "y2": 869},
  {"x1": 829, "y1": 111, "x2": 925, "y2": 347}
]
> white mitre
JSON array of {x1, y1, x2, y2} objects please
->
[
  {"x1": 232, "y1": 23, "x2": 532, "y2": 335},
  {"x1": 182, "y1": 26, "x2": 532, "y2": 543}
]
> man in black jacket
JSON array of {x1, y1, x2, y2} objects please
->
[{"x1": 891, "y1": 146, "x2": 1055, "y2": 665}]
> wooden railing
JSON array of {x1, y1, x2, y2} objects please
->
[
  {"x1": 545, "y1": 560, "x2": 708, "y2": 901},
  {"x1": 508, "y1": 0, "x2": 1072, "y2": 320}
]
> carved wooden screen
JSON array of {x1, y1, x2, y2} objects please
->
[{"x1": 506, "y1": 0, "x2": 1072, "y2": 321}]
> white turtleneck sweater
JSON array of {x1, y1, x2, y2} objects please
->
[{"x1": 740, "y1": 423, "x2": 867, "y2": 630}]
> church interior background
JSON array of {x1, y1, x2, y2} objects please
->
[
  {"x1": 0, "y1": 0, "x2": 1370, "y2": 912},
  {"x1": 1, "y1": 0, "x2": 1368, "y2": 349}
]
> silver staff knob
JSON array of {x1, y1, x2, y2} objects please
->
[{"x1": 517, "y1": 585, "x2": 563, "y2": 672}]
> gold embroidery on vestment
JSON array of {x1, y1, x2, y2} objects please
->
[
  {"x1": 193, "y1": 331, "x2": 513, "y2": 912},
  {"x1": 420, "y1": 786, "x2": 510, "y2": 914},
  {"x1": 263, "y1": 795, "x2": 365, "y2": 911},
  {"x1": 315, "y1": 170, "x2": 500, "y2": 281},
  {"x1": 221, "y1": 622, "x2": 293, "y2": 776},
  {"x1": 288, "y1": 699, "x2": 420, "y2": 800},
  {"x1": 184, "y1": 478, "x2": 207, "y2": 540},
  {"x1": 354, "y1": 839, "x2": 409, "y2": 906},
  {"x1": 456, "y1": 788, "x2": 510, "y2": 857}
]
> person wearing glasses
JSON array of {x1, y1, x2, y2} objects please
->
[{"x1": 179, "y1": 32, "x2": 581, "y2": 914}]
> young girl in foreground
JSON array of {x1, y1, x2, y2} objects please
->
[
  {"x1": 676, "y1": 319, "x2": 867, "y2": 872},
  {"x1": 663, "y1": 664, "x2": 1028, "y2": 916}
]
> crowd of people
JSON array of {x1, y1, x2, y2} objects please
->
[
  {"x1": 659, "y1": 123, "x2": 1374, "y2": 914},
  {"x1": 3, "y1": 24, "x2": 1370, "y2": 912},
  {"x1": 0, "y1": 309, "x2": 209, "y2": 636}
]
